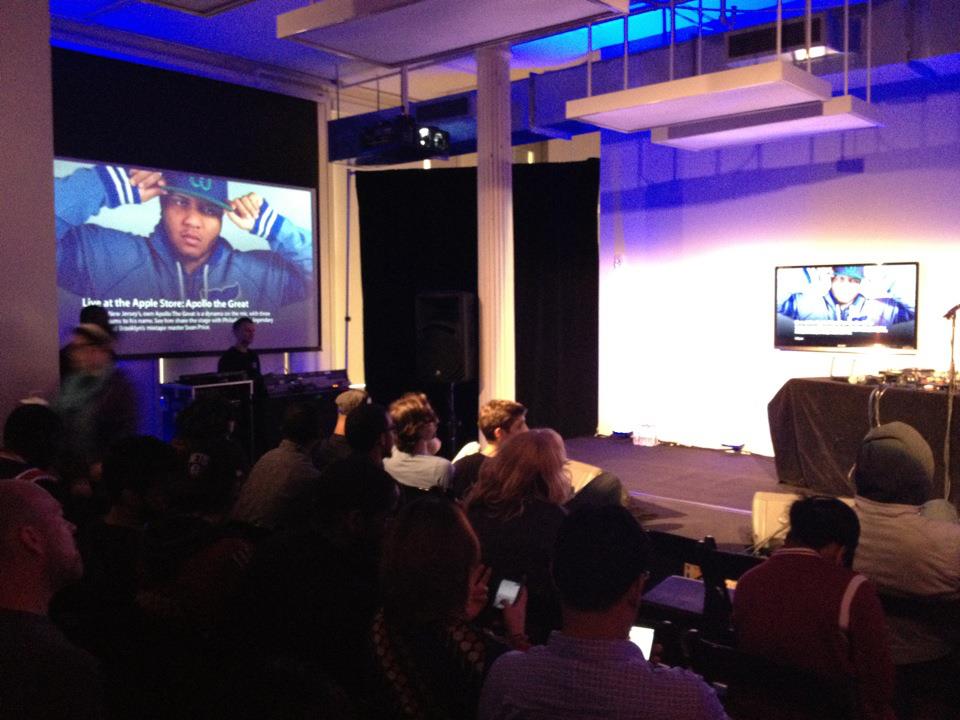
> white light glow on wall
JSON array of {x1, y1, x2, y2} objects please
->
[
  {"x1": 597, "y1": 253, "x2": 647, "y2": 435},
  {"x1": 598, "y1": 92, "x2": 960, "y2": 455}
]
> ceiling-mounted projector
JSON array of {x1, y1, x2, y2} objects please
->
[{"x1": 356, "y1": 115, "x2": 450, "y2": 165}]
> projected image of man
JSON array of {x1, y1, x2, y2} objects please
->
[
  {"x1": 778, "y1": 266, "x2": 914, "y2": 327},
  {"x1": 55, "y1": 165, "x2": 312, "y2": 307}
]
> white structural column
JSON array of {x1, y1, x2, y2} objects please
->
[
  {"x1": 0, "y1": 0, "x2": 59, "y2": 417},
  {"x1": 315, "y1": 96, "x2": 338, "y2": 373},
  {"x1": 476, "y1": 44, "x2": 516, "y2": 404}
]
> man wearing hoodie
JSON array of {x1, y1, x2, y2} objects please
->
[
  {"x1": 852, "y1": 421, "x2": 960, "y2": 718},
  {"x1": 55, "y1": 164, "x2": 311, "y2": 309}
]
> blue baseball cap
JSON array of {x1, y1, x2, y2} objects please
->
[
  {"x1": 832, "y1": 265, "x2": 864, "y2": 281},
  {"x1": 162, "y1": 171, "x2": 231, "y2": 211}
]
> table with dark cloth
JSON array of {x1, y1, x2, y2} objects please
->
[{"x1": 768, "y1": 377, "x2": 960, "y2": 502}]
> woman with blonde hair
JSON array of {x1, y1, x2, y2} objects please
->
[{"x1": 465, "y1": 428, "x2": 572, "y2": 642}]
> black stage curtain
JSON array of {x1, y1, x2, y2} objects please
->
[
  {"x1": 356, "y1": 167, "x2": 479, "y2": 456},
  {"x1": 356, "y1": 159, "x2": 598, "y2": 452},
  {"x1": 769, "y1": 377, "x2": 960, "y2": 502},
  {"x1": 52, "y1": 48, "x2": 318, "y2": 189},
  {"x1": 513, "y1": 160, "x2": 599, "y2": 439}
]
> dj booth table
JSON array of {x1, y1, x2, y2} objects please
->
[{"x1": 768, "y1": 377, "x2": 960, "y2": 503}]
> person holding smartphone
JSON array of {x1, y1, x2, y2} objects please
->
[
  {"x1": 479, "y1": 506, "x2": 728, "y2": 720},
  {"x1": 369, "y1": 495, "x2": 527, "y2": 720},
  {"x1": 465, "y1": 429, "x2": 571, "y2": 643}
]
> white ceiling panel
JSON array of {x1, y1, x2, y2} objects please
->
[
  {"x1": 566, "y1": 61, "x2": 833, "y2": 133},
  {"x1": 277, "y1": 0, "x2": 629, "y2": 66},
  {"x1": 650, "y1": 95, "x2": 881, "y2": 150}
]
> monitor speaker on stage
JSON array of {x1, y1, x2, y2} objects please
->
[{"x1": 415, "y1": 292, "x2": 477, "y2": 384}]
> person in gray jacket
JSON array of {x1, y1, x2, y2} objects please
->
[{"x1": 852, "y1": 421, "x2": 960, "y2": 718}]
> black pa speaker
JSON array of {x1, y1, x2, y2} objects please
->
[{"x1": 415, "y1": 292, "x2": 477, "y2": 384}]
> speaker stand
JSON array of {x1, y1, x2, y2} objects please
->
[
  {"x1": 446, "y1": 381, "x2": 459, "y2": 458},
  {"x1": 945, "y1": 312, "x2": 957, "y2": 499}
]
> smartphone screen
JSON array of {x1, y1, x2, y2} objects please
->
[
  {"x1": 493, "y1": 579, "x2": 521, "y2": 609},
  {"x1": 629, "y1": 625, "x2": 655, "y2": 658}
]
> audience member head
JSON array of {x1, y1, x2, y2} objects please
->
[
  {"x1": 175, "y1": 396, "x2": 236, "y2": 445},
  {"x1": 346, "y1": 403, "x2": 395, "y2": 462},
  {"x1": 336, "y1": 389, "x2": 369, "y2": 417},
  {"x1": 478, "y1": 399, "x2": 528, "y2": 445},
  {"x1": 169, "y1": 399, "x2": 243, "y2": 516},
  {"x1": 173, "y1": 450, "x2": 244, "y2": 518},
  {"x1": 3, "y1": 403, "x2": 64, "y2": 469},
  {"x1": 102, "y1": 435, "x2": 177, "y2": 522},
  {"x1": 466, "y1": 428, "x2": 571, "y2": 518},
  {"x1": 380, "y1": 495, "x2": 480, "y2": 628},
  {"x1": 333, "y1": 388, "x2": 370, "y2": 436},
  {"x1": 281, "y1": 400, "x2": 323, "y2": 448},
  {"x1": 786, "y1": 496, "x2": 860, "y2": 568},
  {"x1": 854, "y1": 422, "x2": 934, "y2": 506},
  {"x1": 553, "y1": 505, "x2": 649, "y2": 629},
  {"x1": 315, "y1": 457, "x2": 399, "y2": 547},
  {"x1": 389, "y1": 392, "x2": 439, "y2": 455},
  {"x1": 0, "y1": 481, "x2": 83, "y2": 612},
  {"x1": 68, "y1": 323, "x2": 115, "y2": 375},
  {"x1": 79, "y1": 304, "x2": 114, "y2": 337}
]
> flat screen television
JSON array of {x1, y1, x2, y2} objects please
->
[
  {"x1": 774, "y1": 262, "x2": 918, "y2": 351},
  {"x1": 54, "y1": 158, "x2": 319, "y2": 357}
]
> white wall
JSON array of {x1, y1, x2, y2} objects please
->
[
  {"x1": 598, "y1": 85, "x2": 960, "y2": 455},
  {"x1": 0, "y1": 2, "x2": 59, "y2": 419}
]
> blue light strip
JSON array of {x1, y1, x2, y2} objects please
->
[{"x1": 514, "y1": 0, "x2": 867, "y2": 59}]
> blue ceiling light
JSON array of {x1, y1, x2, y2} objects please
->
[
  {"x1": 50, "y1": 0, "x2": 346, "y2": 85},
  {"x1": 141, "y1": 0, "x2": 255, "y2": 16},
  {"x1": 514, "y1": 0, "x2": 867, "y2": 60},
  {"x1": 276, "y1": 0, "x2": 630, "y2": 67}
]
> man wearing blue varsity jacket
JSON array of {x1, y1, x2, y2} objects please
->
[{"x1": 55, "y1": 164, "x2": 311, "y2": 308}]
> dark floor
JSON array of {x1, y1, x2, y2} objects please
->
[{"x1": 566, "y1": 437, "x2": 792, "y2": 550}]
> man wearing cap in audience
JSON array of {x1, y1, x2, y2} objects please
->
[
  {"x1": 777, "y1": 265, "x2": 913, "y2": 326},
  {"x1": 313, "y1": 388, "x2": 369, "y2": 472},
  {"x1": 55, "y1": 163, "x2": 311, "y2": 307},
  {"x1": 852, "y1": 421, "x2": 960, "y2": 717},
  {"x1": 59, "y1": 304, "x2": 115, "y2": 379},
  {"x1": 56, "y1": 323, "x2": 138, "y2": 471}
]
